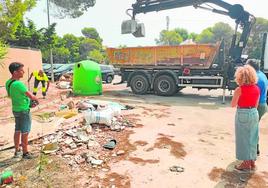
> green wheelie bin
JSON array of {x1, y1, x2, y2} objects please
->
[{"x1": 73, "y1": 60, "x2": 102, "y2": 95}]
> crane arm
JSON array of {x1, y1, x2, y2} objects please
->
[
  {"x1": 130, "y1": 0, "x2": 249, "y2": 25},
  {"x1": 122, "y1": 0, "x2": 255, "y2": 61},
  {"x1": 132, "y1": 0, "x2": 228, "y2": 17}
]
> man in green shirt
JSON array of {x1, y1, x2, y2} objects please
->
[{"x1": 5, "y1": 62, "x2": 38, "y2": 159}]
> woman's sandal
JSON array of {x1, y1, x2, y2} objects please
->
[
  {"x1": 235, "y1": 160, "x2": 256, "y2": 173},
  {"x1": 235, "y1": 160, "x2": 251, "y2": 171}
]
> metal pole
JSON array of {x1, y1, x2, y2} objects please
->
[
  {"x1": 166, "y1": 16, "x2": 169, "y2": 31},
  {"x1": 47, "y1": 0, "x2": 54, "y2": 82}
]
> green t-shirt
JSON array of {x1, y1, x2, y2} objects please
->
[{"x1": 5, "y1": 79, "x2": 30, "y2": 112}]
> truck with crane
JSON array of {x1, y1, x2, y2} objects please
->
[{"x1": 106, "y1": 0, "x2": 263, "y2": 98}]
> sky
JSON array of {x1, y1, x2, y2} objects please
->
[{"x1": 25, "y1": 0, "x2": 268, "y2": 47}]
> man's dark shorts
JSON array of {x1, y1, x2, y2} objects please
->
[{"x1": 13, "y1": 110, "x2": 32, "y2": 133}]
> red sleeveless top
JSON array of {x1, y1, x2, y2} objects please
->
[{"x1": 237, "y1": 85, "x2": 260, "y2": 108}]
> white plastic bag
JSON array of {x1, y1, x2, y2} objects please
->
[
  {"x1": 84, "y1": 110, "x2": 112, "y2": 126},
  {"x1": 110, "y1": 106, "x2": 121, "y2": 116},
  {"x1": 58, "y1": 81, "x2": 70, "y2": 89}
]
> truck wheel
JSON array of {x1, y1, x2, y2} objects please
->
[
  {"x1": 130, "y1": 74, "x2": 149, "y2": 95},
  {"x1": 106, "y1": 75, "x2": 113, "y2": 83},
  {"x1": 154, "y1": 75, "x2": 177, "y2": 96}
]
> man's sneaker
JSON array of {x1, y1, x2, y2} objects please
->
[
  {"x1": 14, "y1": 150, "x2": 23, "y2": 158},
  {"x1": 22, "y1": 152, "x2": 34, "y2": 159}
]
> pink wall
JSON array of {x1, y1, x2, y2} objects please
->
[{"x1": 0, "y1": 47, "x2": 42, "y2": 87}]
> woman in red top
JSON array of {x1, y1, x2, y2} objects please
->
[{"x1": 231, "y1": 65, "x2": 260, "y2": 171}]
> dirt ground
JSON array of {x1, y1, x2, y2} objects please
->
[{"x1": 1, "y1": 76, "x2": 268, "y2": 188}]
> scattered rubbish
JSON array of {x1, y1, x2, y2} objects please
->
[
  {"x1": 55, "y1": 110, "x2": 78, "y2": 119},
  {"x1": 57, "y1": 81, "x2": 71, "y2": 89},
  {"x1": 83, "y1": 100, "x2": 124, "y2": 127},
  {"x1": 76, "y1": 101, "x2": 95, "y2": 111},
  {"x1": 34, "y1": 112, "x2": 55, "y2": 123},
  {"x1": 42, "y1": 142, "x2": 59, "y2": 154},
  {"x1": 87, "y1": 99, "x2": 127, "y2": 111},
  {"x1": 103, "y1": 139, "x2": 117, "y2": 150},
  {"x1": 169, "y1": 165, "x2": 184, "y2": 172},
  {"x1": 67, "y1": 100, "x2": 75, "y2": 110},
  {"x1": 0, "y1": 170, "x2": 14, "y2": 185},
  {"x1": 84, "y1": 110, "x2": 113, "y2": 126},
  {"x1": 25, "y1": 98, "x2": 135, "y2": 170},
  {"x1": 85, "y1": 124, "x2": 92, "y2": 134},
  {"x1": 59, "y1": 105, "x2": 68, "y2": 110}
]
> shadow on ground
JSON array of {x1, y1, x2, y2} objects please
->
[{"x1": 214, "y1": 161, "x2": 268, "y2": 188}]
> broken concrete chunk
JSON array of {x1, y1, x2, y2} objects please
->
[
  {"x1": 74, "y1": 155, "x2": 85, "y2": 164},
  {"x1": 77, "y1": 133, "x2": 90, "y2": 143},
  {"x1": 116, "y1": 150, "x2": 125, "y2": 156},
  {"x1": 87, "y1": 140, "x2": 100, "y2": 148},
  {"x1": 67, "y1": 100, "x2": 75, "y2": 110},
  {"x1": 64, "y1": 138, "x2": 73, "y2": 145},
  {"x1": 66, "y1": 130, "x2": 77, "y2": 137},
  {"x1": 90, "y1": 159, "x2": 103, "y2": 166},
  {"x1": 69, "y1": 143, "x2": 77, "y2": 149},
  {"x1": 101, "y1": 168, "x2": 109, "y2": 172}
]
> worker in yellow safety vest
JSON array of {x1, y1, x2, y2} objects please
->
[{"x1": 28, "y1": 70, "x2": 50, "y2": 99}]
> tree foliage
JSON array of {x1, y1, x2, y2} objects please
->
[
  {"x1": 89, "y1": 49, "x2": 105, "y2": 62},
  {"x1": 174, "y1": 28, "x2": 189, "y2": 41},
  {"x1": 82, "y1": 27, "x2": 102, "y2": 44},
  {"x1": 155, "y1": 28, "x2": 199, "y2": 46},
  {"x1": 44, "y1": 27, "x2": 104, "y2": 63},
  {"x1": 211, "y1": 22, "x2": 233, "y2": 43},
  {"x1": 8, "y1": 19, "x2": 57, "y2": 50},
  {"x1": 196, "y1": 22, "x2": 233, "y2": 44},
  {"x1": 155, "y1": 30, "x2": 183, "y2": 45},
  {"x1": 8, "y1": 19, "x2": 43, "y2": 48},
  {"x1": 49, "y1": 0, "x2": 96, "y2": 18},
  {"x1": 196, "y1": 28, "x2": 214, "y2": 43},
  {"x1": 79, "y1": 38, "x2": 101, "y2": 59},
  {"x1": 247, "y1": 17, "x2": 268, "y2": 59},
  {"x1": 0, "y1": 41, "x2": 8, "y2": 67},
  {"x1": 0, "y1": 0, "x2": 36, "y2": 41}
]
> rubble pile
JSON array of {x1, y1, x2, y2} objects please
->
[{"x1": 39, "y1": 100, "x2": 134, "y2": 169}]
